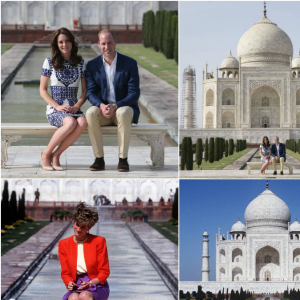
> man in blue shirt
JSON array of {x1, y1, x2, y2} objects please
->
[
  {"x1": 86, "y1": 29, "x2": 140, "y2": 172},
  {"x1": 271, "y1": 136, "x2": 286, "y2": 175}
]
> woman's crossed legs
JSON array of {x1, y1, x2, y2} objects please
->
[{"x1": 41, "y1": 116, "x2": 87, "y2": 168}]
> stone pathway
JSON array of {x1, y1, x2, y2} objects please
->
[
  {"x1": 1, "y1": 44, "x2": 33, "y2": 91},
  {"x1": 17, "y1": 222, "x2": 175, "y2": 300},
  {"x1": 1, "y1": 222, "x2": 69, "y2": 298},
  {"x1": 91, "y1": 44, "x2": 178, "y2": 143},
  {"x1": 2, "y1": 146, "x2": 178, "y2": 178},
  {"x1": 180, "y1": 169, "x2": 300, "y2": 179},
  {"x1": 222, "y1": 149, "x2": 257, "y2": 170}
]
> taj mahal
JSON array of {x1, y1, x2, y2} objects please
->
[
  {"x1": 180, "y1": 183, "x2": 300, "y2": 293},
  {"x1": 181, "y1": 4, "x2": 300, "y2": 144}
]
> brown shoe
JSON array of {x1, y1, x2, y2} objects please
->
[
  {"x1": 118, "y1": 157, "x2": 129, "y2": 172},
  {"x1": 280, "y1": 171, "x2": 284, "y2": 175},
  {"x1": 273, "y1": 171, "x2": 277, "y2": 175},
  {"x1": 89, "y1": 157, "x2": 105, "y2": 171}
]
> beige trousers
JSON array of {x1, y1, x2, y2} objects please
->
[
  {"x1": 86, "y1": 106, "x2": 134, "y2": 159},
  {"x1": 271, "y1": 157, "x2": 284, "y2": 172}
]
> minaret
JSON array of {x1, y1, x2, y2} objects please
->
[
  {"x1": 202, "y1": 230, "x2": 210, "y2": 281},
  {"x1": 183, "y1": 67, "x2": 195, "y2": 129}
]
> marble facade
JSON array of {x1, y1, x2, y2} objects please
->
[{"x1": 1, "y1": 179, "x2": 178, "y2": 204}]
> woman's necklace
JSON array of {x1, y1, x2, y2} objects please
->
[{"x1": 73, "y1": 234, "x2": 89, "y2": 244}]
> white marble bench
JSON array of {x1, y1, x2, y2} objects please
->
[
  {"x1": 1, "y1": 123, "x2": 170, "y2": 168},
  {"x1": 246, "y1": 162, "x2": 293, "y2": 175}
]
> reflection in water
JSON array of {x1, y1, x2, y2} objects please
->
[{"x1": 2, "y1": 47, "x2": 176, "y2": 146}]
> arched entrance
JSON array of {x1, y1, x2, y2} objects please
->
[
  {"x1": 219, "y1": 267, "x2": 226, "y2": 281},
  {"x1": 251, "y1": 85, "x2": 280, "y2": 128},
  {"x1": 54, "y1": 2, "x2": 71, "y2": 28},
  {"x1": 219, "y1": 249, "x2": 226, "y2": 263},
  {"x1": 256, "y1": 246, "x2": 280, "y2": 281},
  {"x1": 232, "y1": 248, "x2": 243, "y2": 262},
  {"x1": 293, "y1": 267, "x2": 300, "y2": 281},
  {"x1": 232, "y1": 267, "x2": 243, "y2": 281},
  {"x1": 206, "y1": 89, "x2": 214, "y2": 106},
  {"x1": 297, "y1": 112, "x2": 300, "y2": 128},
  {"x1": 222, "y1": 111, "x2": 235, "y2": 128},
  {"x1": 205, "y1": 112, "x2": 213, "y2": 128},
  {"x1": 222, "y1": 88, "x2": 235, "y2": 105}
]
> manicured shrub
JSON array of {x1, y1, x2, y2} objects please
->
[
  {"x1": 236, "y1": 139, "x2": 240, "y2": 152},
  {"x1": 219, "y1": 138, "x2": 224, "y2": 160},
  {"x1": 163, "y1": 11, "x2": 177, "y2": 59},
  {"x1": 214, "y1": 137, "x2": 220, "y2": 161},
  {"x1": 153, "y1": 11, "x2": 161, "y2": 52},
  {"x1": 158, "y1": 11, "x2": 166, "y2": 53},
  {"x1": 180, "y1": 137, "x2": 187, "y2": 170},
  {"x1": 205, "y1": 138, "x2": 209, "y2": 162},
  {"x1": 209, "y1": 137, "x2": 214, "y2": 163},
  {"x1": 286, "y1": 139, "x2": 289, "y2": 150},
  {"x1": 172, "y1": 188, "x2": 178, "y2": 220},
  {"x1": 229, "y1": 139, "x2": 234, "y2": 155},
  {"x1": 298, "y1": 139, "x2": 300, "y2": 154},
  {"x1": 172, "y1": 15, "x2": 178, "y2": 64},
  {"x1": 186, "y1": 137, "x2": 193, "y2": 170},
  {"x1": 18, "y1": 190, "x2": 26, "y2": 221},
  {"x1": 294, "y1": 139, "x2": 297, "y2": 153},
  {"x1": 225, "y1": 140, "x2": 228, "y2": 157},
  {"x1": 1, "y1": 180, "x2": 9, "y2": 228},
  {"x1": 9, "y1": 191, "x2": 18, "y2": 224},
  {"x1": 196, "y1": 138, "x2": 203, "y2": 167}
]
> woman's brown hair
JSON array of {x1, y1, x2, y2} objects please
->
[
  {"x1": 72, "y1": 203, "x2": 99, "y2": 228},
  {"x1": 51, "y1": 28, "x2": 82, "y2": 70},
  {"x1": 262, "y1": 136, "x2": 270, "y2": 148}
]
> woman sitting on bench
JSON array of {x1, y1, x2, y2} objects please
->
[{"x1": 259, "y1": 136, "x2": 272, "y2": 175}]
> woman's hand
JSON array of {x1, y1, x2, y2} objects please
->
[
  {"x1": 68, "y1": 105, "x2": 80, "y2": 114},
  {"x1": 77, "y1": 281, "x2": 91, "y2": 290},
  {"x1": 55, "y1": 105, "x2": 71, "y2": 112},
  {"x1": 67, "y1": 281, "x2": 78, "y2": 291}
]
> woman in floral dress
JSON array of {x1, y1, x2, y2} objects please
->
[
  {"x1": 259, "y1": 136, "x2": 272, "y2": 175},
  {"x1": 40, "y1": 28, "x2": 87, "y2": 171}
]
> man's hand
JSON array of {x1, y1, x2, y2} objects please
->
[
  {"x1": 275, "y1": 156, "x2": 279, "y2": 160},
  {"x1": 100, "y1": 103, "x2": 116, "y2": 118}
]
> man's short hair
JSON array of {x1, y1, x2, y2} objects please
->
[
  {"x1": 275, "y1": 136, "x2": 279, "y2": 141},
  {"x1": 98, "y1": 29, "x2": 116, "y2": 41}
]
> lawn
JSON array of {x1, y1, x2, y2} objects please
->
[
  {"x1": 148, "y1": 221, "x2": 178, "y2": 245},
  {"x1": 1, "y1": 45, "x2": 13, "y2": 55},
  {"x1": 1, "y1": 221, "x2": 49, "y2": 255},
  {"x1": 182, "y1": 148, "x2": 252, "y2": 170},
  {"x1": 287, "y1": 149, "x2": 300, "y2": 161},
  {"x1": 116, "y1": 45, "x2": 178, "y2": 88}
]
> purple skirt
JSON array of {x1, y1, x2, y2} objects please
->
[{"x1": 62, "y1": 273, "x2": 109, "y2": 300}]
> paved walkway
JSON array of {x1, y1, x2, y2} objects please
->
[
  {"x1": 17, "y1": 222, "x2": 175, "y2": 300},
  {"x1": 222, "y1": 149, "x2": 257, "y2": 170},
  {"x1": 1, "y1": 222, "x2": 69, "y2": 297},
  {"x1": 91, "y1": 44, "x2": 178, "y2": 143},
  {"x1": 2, "y1": 146, "x2": 178, "y2": 178},
  {"x1": 1, "y1": 44, "x2": 33, "y2": 91}
]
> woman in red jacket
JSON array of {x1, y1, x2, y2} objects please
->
[{"x1": 59, "y1": 203, "x2": 110, "y2": 300}]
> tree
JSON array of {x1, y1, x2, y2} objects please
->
[
  {"x1": 173, "y1": 15, "x2": 178, "y2": 64},
  {"x1": 219, "y1": 138, "x2": 224, "y2": 160},
  {"x1": 229, "y1": 139, "x2": 234, "y2": 155},
  {"x1": 204, "y1": 138, "x2": 209, "y2": 162},
  {"x1": 153, "y1": 11, "x2": 161, "y2": 52},
  {"x1": 298, "y1": 139, "x2": 300, "y2": 154},
  {"x1": 214, "y1": 137, "x2": 220, "y2": 161},
  {"x1": 209, "y1": 137, "x2": 214, "y2": 163},
  {"x1": 225, "y1": 140, "x2": 228, "y2": 157},
  {"x1": 186, "y1": 137, "x2": 193, "y2": 170},
  {"x1": 163, "y1": 11, "x2": 177, "y2": 58},
  {"x1": 9, "y1": 191, "x2": 18, "y2": 224},
  {"x1": 236, "y1": 139, "x2": 240, "y2": 152},
  {"x1": 1, "y1": 180, "x2": 9, "y2": 228},
  {"x1": 18, "y1": 190, "x2": 26, "y2": 220},
  {"x1": 196, "y1": 138, "x2": 203, "y2": 167},
  {"x1": 158, "y1": 11, "x2": 166, "y2": 52},
  {"x1": 172, "y1": 188, "x2": 178, "y2": 220},
  {"x1": 147, "y1": 10, "x2": 155, "y2": 48},
  {"x1": 226, "y1": 288, "x2": 229, "y2": 300},
  {"x1": 180, "y1": 137, "x2": 187, "y2": 170}
]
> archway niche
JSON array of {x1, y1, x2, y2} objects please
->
[
  {"x1": 206, "y1": 89, "x2": 214, "y2": 106},
  {"x1": 232, "y1": 248, "x2": 243, "y2": 263},
  {"x1": 222, "y1": 111, "x2": 235, "y2": 128},
  {"x1": 219, "y1": 249, "x2": 226, "y2": 263},
  {"x1": 297, "y1": 112, "x2": 300, "y2": 128},
  {"x1": 205, "y1": 112, "x2": 213, "y2": 128},
  {"x1": 296, "y1": 89, "x2": 300, "y2": 105},
  {"x1": 28, "y1": 2, "x2": 44, "y2": 24},
  {"x1": 1, "y1": 1, "x2": 19, "y2": 24},
  {"x1": 54, "y1": 2, "x2": 71, "y2": 27},
  {"x1": 232, "y1": 267, "x2": 243, "y2": 281},
  {"x1": 219, "y1": 267, "x2": 226, "y2": 281},
  {"x1": 255, "y1": 246, "x2": 280, "y2": 281},
  {"x1": 107, "y1": 2, "x2": 125, "y2": 24},
  {"x1": 80, "y1": 2, "x2": 98, "y2": 25},
  {"x1": 293, "y1": 267, "x2": 300, "y2": 281},
  {"x1": 251, "y1": 85, "x2": 280, "y2": 128},
  {"x1": 222, "y1": 88, "x2": 235, "y2": 105},
  {"x1": 293, "y1": 248, "x2": 300, "y2": 262}
]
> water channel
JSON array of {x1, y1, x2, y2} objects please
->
[{"x1": 1, "y1": 47, "x2": 176, "y2": 146}]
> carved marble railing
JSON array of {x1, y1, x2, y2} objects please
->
[{"x1": 1, "y1": 123, "x2": 170, "y2": 168}]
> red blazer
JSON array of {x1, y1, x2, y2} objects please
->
[{"x1": 58, "y1": 234, "x2": 110, "y2": 287}]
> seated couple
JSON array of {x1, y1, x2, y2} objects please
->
[
  {"x1": 39, "y1": 27, "x2": 140, "y2": 172},
  {"x1": 259, "y1": 136, "x2": 286, "y2": 175}
]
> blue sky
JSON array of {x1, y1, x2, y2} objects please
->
[
  {"x1": 179, "y1": 1, "x2": 300, "y2": 128},
  {"x1": 179, "y1": 179, "x2": 300, "y2": 281}
]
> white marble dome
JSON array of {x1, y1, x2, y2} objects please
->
[
  {"x1": 203, "y1": 230, "x2": 209, "y2": 236},
  {"x1": 221, "y1": 55, "x2": 239, "y2": 69},
  {"x1": 244, "y1": 188, "x2": 291, "y2": 230},
  {"x1": 290, "y1": 220, "x2": 300, "y2": 232},
  {"x1": 292, "y1": 52, "x2": 300, "y2": 68},
  {"x1": 237, "y1": 16, "x2": 293, "y2": 67},
  {"x1": 186, "y1": 67, "x2": 193, "y2": 75},
  {"x1": 231, "y1": 220, "x2": 246, "y2": 232}
]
